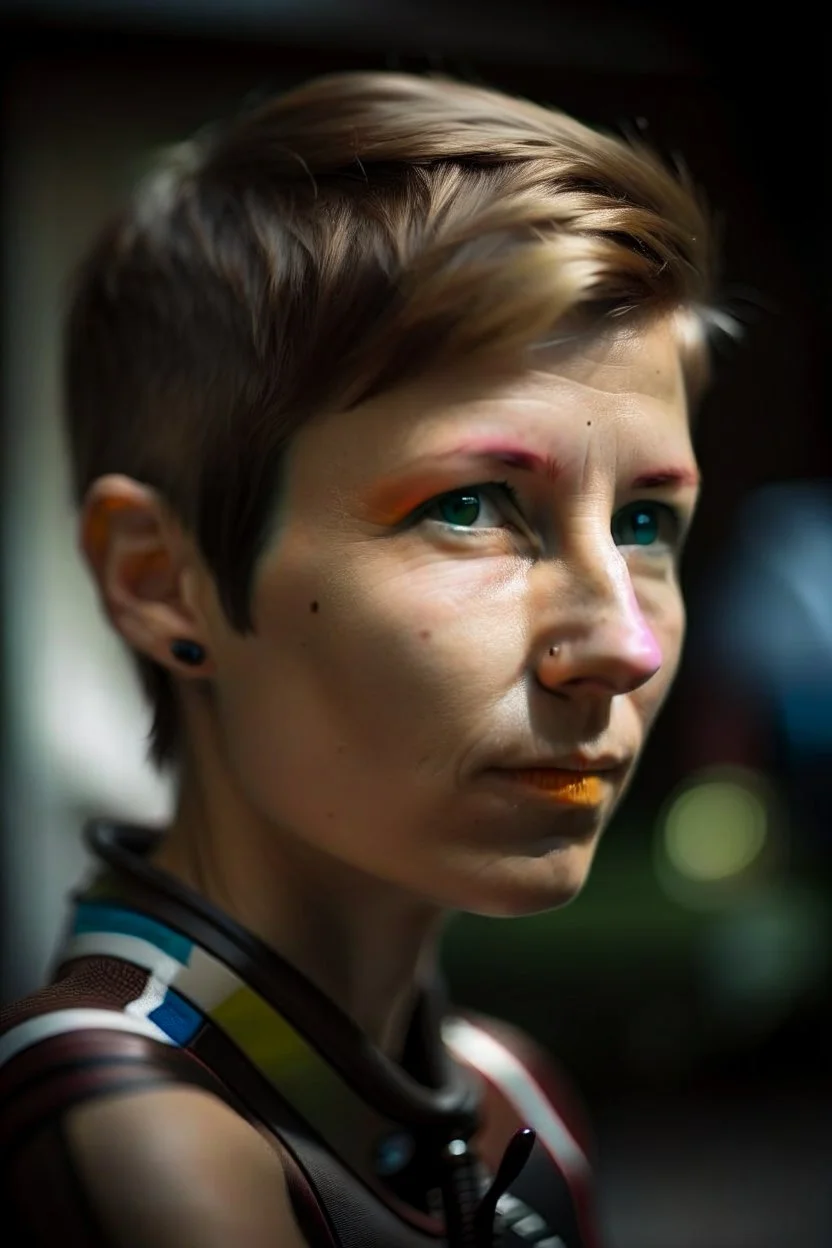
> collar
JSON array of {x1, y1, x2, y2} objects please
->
[{"x1": 62, "y1": 821, "x2": 483, "y2": 1231}]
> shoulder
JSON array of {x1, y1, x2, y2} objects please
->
[
  {"x1": 1, "y1": 1020, "x2": 309, "y2": 1247},
  {"x1": 0, "y1": 957, "x2": 147, "y2": 1030},
  {"x1": 0, "y1": 988, "x2": 238, "y2": 1163},
  {"x1": 65, "y1": 1083, "x2": 309, "y2": 1247},
  {"x1": 1, "y1": 967, "x2": 310, "y2": 1246}
]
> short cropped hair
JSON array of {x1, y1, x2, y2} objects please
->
[{"x1": 63, "y1": 72, "x2": 715, "y2": 767}]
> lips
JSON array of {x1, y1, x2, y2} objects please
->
[{"x1": 503, "y1": 768, "x2": 607, "y2": 806}]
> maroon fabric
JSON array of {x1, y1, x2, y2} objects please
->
[
  {"x1": 0, "y1": 1029, "x2": 240, "y2": 1160},
  {"x1": 7, "y1": 1118, "x2": 110, "y2": 1248},
  {"x1": 459, "y1": 1014, "x2": 600, "y2": 1248},
  {"x1": 0, "y1": 959, "x2": 147, "y2": 1033},
  {"x1": 0, "y1": 883, "x2": 596, "y2": 1247},
  {"x1": 464, "y1": 1012, "x2": 596, "y2": 1158}
]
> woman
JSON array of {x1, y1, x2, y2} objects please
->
[{"x1": 0, "y1": 72, "x2": 713, "y2": 1247}]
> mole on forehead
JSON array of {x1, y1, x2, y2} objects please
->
[
  {"x1": 528, "y1": 321, "x2": 686, "y2": 400},
  {"x1": 523, "y1": 361, "x2": 684, "y2": 406}
]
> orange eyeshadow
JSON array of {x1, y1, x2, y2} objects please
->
[{"x1": 361, "y1": 476, "x2": 451, "y2": 526}]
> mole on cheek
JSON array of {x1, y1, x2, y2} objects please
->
[
  {"x1": 419, "y1": 629, "x2": 432, "y2": 641},
  {"x1": 310, "y1": 600, "x2": 320, "y2": 614}
]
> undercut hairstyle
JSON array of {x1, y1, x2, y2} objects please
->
[{"x1": 63, "y1": 72, "x2": 716, "y2": 767}]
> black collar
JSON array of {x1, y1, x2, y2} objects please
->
[{"x1": 70, "y1": 821, "x2": 482, "y2": 1227}]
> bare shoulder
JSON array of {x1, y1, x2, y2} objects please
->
[{"x1": 66, "y1": 1084, "x2": 310, "y2": 1248}]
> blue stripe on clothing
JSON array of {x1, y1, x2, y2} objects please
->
[
  {"x1": 148, "y1": 988, "x2": 203, "y2": 1045},
  {"x1": 73, "y1": 903, "x2": 193, "y2": 965}
]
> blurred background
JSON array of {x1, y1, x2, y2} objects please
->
[{"x1": 0, "y1": 2, "x2": 828, "y2": 1245}]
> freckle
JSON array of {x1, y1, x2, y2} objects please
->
[
  {"x1": 326, "y1": 811, "x2": 334, "y2": 819},
  {"x1": 586, "y1": 420, "x2": 592, "y2": 426},
  {"x1": 336, "y1": 744, "x2": 345, "y2": 754},
  {"x1": 310, "y1": 600, "x2": 319, "y2": 613},
  {"x1": 419, "y1": 629, "x2": 432, "y2": 641}
]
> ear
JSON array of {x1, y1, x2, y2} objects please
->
[{"x1": 79, "y1": 475, "x2": 217, "y2": 679}]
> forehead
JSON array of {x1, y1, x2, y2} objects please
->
[
  {"x1": 299, "y1": 317, "x2": 692, "y2": 474},
  {"x1": 535, "y1": 316, "x2": 687, "y2": 407}
]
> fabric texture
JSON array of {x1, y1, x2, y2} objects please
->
[{"x1": 0, "y1": 822, "x2": 597, "y2": 1248}]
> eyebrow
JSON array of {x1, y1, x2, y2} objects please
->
[
  {"x1": 630, "y1": 469, "x2": 701, "y2": 490},
  {"x1": 430, "y1": 442, "x2": 700, "y2": 491},
  {"x1": 431, "y1": 440, "x2": 563, "y2": 481},
  {"x1": 363, "y1": 442, "x2": 701, "y2": 526}
]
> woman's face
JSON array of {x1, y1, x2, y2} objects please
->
[{"x1": 202, "y1": 318, "x2": 699, "y2": 916}]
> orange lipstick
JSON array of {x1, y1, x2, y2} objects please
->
[{"x1": 504, "y1": 769, "x2": 606, "y2": 806}]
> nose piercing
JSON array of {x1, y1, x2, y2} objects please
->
[{"x1": 547, "y1": 645, "x2": 560, "y2": 658}]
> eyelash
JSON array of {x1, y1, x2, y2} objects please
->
[
  {"x1": 411, "y1": 481, "x2": 522, "y2": 528},
  {"x1": 612, "y1": 500, "x2": 683, "y2": 551},
  {"x1": 475, "y1": 480, "x2": 521, "y2": 513},
  {"x1": 406, "y1": 482, "x2": 685, "y2": 553}
]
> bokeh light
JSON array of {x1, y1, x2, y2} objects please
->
[
  {"x1": 664, "y1": 779, "x2": 767, "y2": 881},
  {"x1": 655, "y1": 768, "x2": 783, "y2": 908}
]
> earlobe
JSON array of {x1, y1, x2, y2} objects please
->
[
  {"x1": 170, "y1": 639, "x2": 207, "y2": 667},
  {"x1": 79, "y1": 476, "x2": 213, "y2": 676}
]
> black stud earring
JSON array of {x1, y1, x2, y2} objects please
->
[{"x1": 170, "y1": 639, "x2": 206, "y2": 666}]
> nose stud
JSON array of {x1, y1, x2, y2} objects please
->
[{"x1": 547, "y1": 645, "x2": 560, "y2": 658}]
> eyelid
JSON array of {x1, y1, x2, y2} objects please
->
[
  {"x1": 410, "y1": 480, "x2": 522, "y2": 525},
  {"x1": 613, "y1": 499, "x2": 684, "y2": 549}
]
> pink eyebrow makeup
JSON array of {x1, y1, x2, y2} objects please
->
[
  {"x1": 361, "y1": 436, "x2": 699, "y2": 527},
  {"x1": 456, "y1": 440, "x2": 564, "y2": 484},
  {"x1": 361, "y1": 440, "x2": 564, "y2": 525},
  {"x1": 630, "y1": 468, "x2": 700, "y2": 490}
]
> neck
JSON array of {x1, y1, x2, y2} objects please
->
[{"x1": 151, "y1": 755, "x2": 446, "y2": 1063}]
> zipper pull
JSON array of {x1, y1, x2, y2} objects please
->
[{"x1": 473, "y1": 1127, "x2": 536, "y2": 1246}]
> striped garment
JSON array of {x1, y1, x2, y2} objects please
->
[{"x1": 0, "y1": 822, "x2": 597, "y2": 1248}]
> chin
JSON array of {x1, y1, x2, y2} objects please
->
[{"x1": 459, "y1": 839, "x2": 599, "y2": 919}]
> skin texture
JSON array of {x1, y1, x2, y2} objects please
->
[
  {"x1": 82, "y1": 316, "x2": 698, "y2": 1059},
  {"x1": 66, "y1": 1087, "x2": 310, "y2": 1248}
]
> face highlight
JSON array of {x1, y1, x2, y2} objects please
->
[{"x1": 201, "y1": 320, "x2": 698, "y2": 917}]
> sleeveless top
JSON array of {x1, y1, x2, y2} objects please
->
[{"x1": 0, "y1": 822, "x2": 599, "y2": 1248}]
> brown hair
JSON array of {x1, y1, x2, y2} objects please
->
[{"x1": 64, "y1": 72, "x2": 715, "y2": 767}]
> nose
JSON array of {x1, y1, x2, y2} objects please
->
[{"x1": 535, "y1": 545, "x2": 662, "y2": 699}]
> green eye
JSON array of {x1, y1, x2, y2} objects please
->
[
  {"x1": 417, "y1": 481, "x2": 522, "y2": 535},
  {"x1": 612, "y1": 501, "x2": 677, "y2": 548},
  {"x1": 437, "y1": 492, "x2": 482, "y2": 527}
]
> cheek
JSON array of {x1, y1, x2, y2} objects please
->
[
  {"x1": 218, "y1": 548, "x2": 528, "y2": 780},
  {"x1": 317, "y1": 540, "x2": 529, "y2": 671},
  {"x1": 643, "y1": 588, "x2": 686, "y2": 710},
  {"x1": 663, "y1": 587, "x2": 687, "y2": 663},
  {"x1": 207, "y1": 554, "x2": 533, "y2": 870}
]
